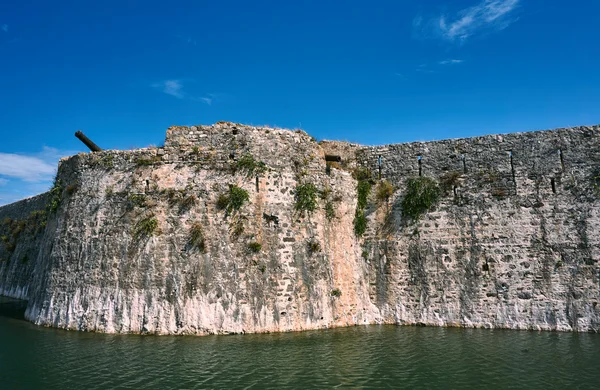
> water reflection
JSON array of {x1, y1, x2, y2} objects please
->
[{"x1": 0, "y1": 297, "x2": 598, "y2": 389}]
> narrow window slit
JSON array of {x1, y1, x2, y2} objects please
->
[
  {"x1": 256, "y1": 176, "x2": 259, "y2": 192},
  {"x1": 551, "y1": 178, "x2": 556, "y2": 194},
  {"x1": 461, "y1": 154, "x2": 467, "y2": 173},
  {"x1": 418, "y1": 155, "x2": 422, "y2": 177}
]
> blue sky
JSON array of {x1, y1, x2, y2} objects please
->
[{"x1": 1, "y1": 0, "x2": 599, "y2": 205}]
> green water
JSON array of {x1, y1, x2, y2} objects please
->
[{"x1": 1, "y1": 297, "x2": 599, "y2": 389}]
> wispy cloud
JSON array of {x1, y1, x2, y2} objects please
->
[
  {"x1": 0, "y1": 147, "x2": 79, "y2": 205},
  {"x1": 152, "y1": 80, "x2": 216, "y2": 105},
  {"x1": 0, "y1": 153, "x2": 56, "y2": 182},
  {"x1": 1, "y1": 24, "x2": 7, "y2": 33},
  {"x1": 414, "y1": 0, "x2": 520, "y2": 42},
  {"x1": 198, "y1": 97, "x2": 212, "y2": 105},
  {"x1": 439, "y1": 59, "x2": 464, "y2": 65},
  {"x1": 153, "y1": 79, "x2": 185, "y2": 99}
]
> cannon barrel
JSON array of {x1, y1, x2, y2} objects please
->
[{"x1": 75, "y1": 131, "x2": 102, "y2": 152}]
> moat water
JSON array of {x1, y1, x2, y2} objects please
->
[{"x1": 1, "y1": 297, "x2": 599, "y2": 389}]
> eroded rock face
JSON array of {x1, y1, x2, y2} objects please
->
[{"x1": 0, "y1": 123, "x2": 598, "y2": 334}]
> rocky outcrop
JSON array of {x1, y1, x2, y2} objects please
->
[{"x1": 0, "y1": 122, "x2": 598, "y2": 334}]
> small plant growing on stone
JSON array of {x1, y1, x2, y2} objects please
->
[
  {"x1": 354, "y1": 210, "x2": 367, "y2": 236},
  {"x1": 134, "y1": 155, "x2": 161, "y2": 166},
  {"x1": 400, "y1": 177, "x2": 441, "y2": 221},
  {"x1": 46, "y1": 177, "x2": 63, "y2": 214},
  {"x1": 247, "y1": 241, "x2": 262, "y2": 253},
  {"x1": 127, "y1": 193, "x2": 148, "y2": 208},
  {"x1": 236, "y1": 154, "x2": 267, "y2": 177},
  {"x1": 439, "y1": 171, "x2": 462, "y2": 195},
  {"x1": 228, "y1": 185, "x2": 250, "y2": 212},
  {"x1": 66, "y1": 182, "x2": 79, "y2": 195},
  {"x1": 134, "y1": 216, "x2": 158, "y2": 239},
  {"x1": 357, "y1": 181, "x2": 372, "y2": 210},
  {"x1": 376, "y1": 180, "x2": 394, "y2": 203},
  {"x1": 217, "y1": 185, "x2": 250, "y2": 214},
  {"x1": 294, "y1": 183, "x2": 318, "y2": 214},
  {"x1": 308, "y1": 240, "x2": 322, "y2": 254},
  {"x1": 352, "y1": 167, "x2": 372, "y2": 181},
  {"x1": 325, "y1": 201, "x2": 335, "y2": 221},
  {"x1": 362, "y1": 250, "x2": 369, "y2": 259},
  {"x1": 181, "y1": 194, "x2": 197, "y2": 210},
  {"x1": 331, "y1": 288, "x2": 342, "y2": 298},
  {"x1": 189, "y1": 223, "x2": 206, "y2": 252}
]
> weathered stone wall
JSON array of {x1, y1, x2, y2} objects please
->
[
  {"x1": 0, "y1": 193, "x2": 50, "y2": 299},
  {"x1": 22, "y1": 124, "x2": 378, "y2": 334},
  {"x1": 347, "y1": 126, "x2": 600, "y2": 332},
  {"x1": 1, "y1": 122, "x2": 598, "y2": 334}
]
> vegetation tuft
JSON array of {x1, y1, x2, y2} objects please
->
[
  {"x1": 325, "y1": 201, "x2": 335, "y2": 221},
  {"x1": 47, "y1": 177, "x2": 63, "y2": 214},
  {"x1": 217, "y1": 185, "x2": 250, "y2": 214},
  {"x1": 400, "y1": 177, "x2": 441, "y2": 221},
  {"x1": 294, "y1": 183, "x2": 318, "y2": 214},
  {"x1": 354, "y1": 209, "x2": 367, "y2": 236},
  {"x1": 357, "y1": 181, "x2": 372, "y2": 210},
  {"x1": 189, "y1": 223, "x2": 206, "y2": 252},
  {"x1": 235, "y1": 154, "x2": 267, "y2": 177},
  {"x1": 134, "y1": 216, "x2": 158, "y2": 239},
  {"x1": 308, "y1": 240, "x2": 322, "y2": 254},
  {"x1": 331, "y1": 288, "x2": 342, "y2": 298},
  {"x1": 376, "y1": 180, "x2": 394, "y2": 203},
  {"x1": 352, "y1": 167, "x2": 372, "y2": 181},
  {"x1": 439, "y1": 171, "x2": 462, "y2": 195},
  {"x1": 247, "y1": 241, "x2": 262, "y2": 253}
]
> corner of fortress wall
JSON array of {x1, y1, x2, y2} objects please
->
[{"x1": 1, "y1": 122, "x2": 599, "y2": 334}]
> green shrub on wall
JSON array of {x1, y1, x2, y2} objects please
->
[
  {"x1": 217, "y1": 185, "x2": 250, "y2": 214},
  {"x1": 294, "y1": 183, "x2": 318, "y2": 214},
  {"x1": 354, "y1": 209, "x2": 367, "y2": 236},
  {"x1": 400, "y1": 177, "x2": 441, "y2": 221},
  {"x1": 235, "y1": 154, "x2": 267, "y2": 177},
  {"x1": 134, "y1": 216, "x2": 158, "y2": 239}
]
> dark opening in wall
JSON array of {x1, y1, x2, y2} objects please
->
[
  {"x1": 232, "y1": 129, "x2": 239, "y2": 135},
  {"x1": 324, "y1": 155, "x2": 341, "y2": 162},
  {"x1": 145, "y1": 180, "x2": 150, "y2": 190},
  {"x1": 551, "y1": 178, "x2": 556, "y2": 194},
  {"x1": 461, "y1": 154, "x2": 467, "y2": 173},
  {"x1": 256, "y1": 176, "x2": 259, "y2": 192},
  {"x1": 229, "y1": 153, "x2": 235, "y2": 159},
  {"x1": 378, "y1": 155, "x2": 382, "y2": 179},
  {"x1": 418, "y1": 155, "x2": 422, "y2": 177}
]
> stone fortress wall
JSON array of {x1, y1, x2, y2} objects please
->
[{"x1": 0, "y1": 122, "x2": 598, "y2": 333}]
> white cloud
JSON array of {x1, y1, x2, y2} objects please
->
[
  {"x1": 0, "y1": 153, "x2": 56, "y2": 182},
  {"x1": 0, "y1": 147, "x2": 79, "y2": 206},
  {"x1": 152, "y1": 80, "x2": 218, "y2": 106},
  {"x1": 439, "y1": 59, "x2": 464, "y2": 65},
  {"x1": 415, "y1": 0, "x2": 520, "y2": 42},
  {"x1": 153, "y1": 79, "x2": 185, "y2": 99},
  {"x1": 198, "y1": 97, "x2": 212, "y2": 106},
  {"x1": 1, "y1": 24, "x2": 7, "y2": 33}
]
